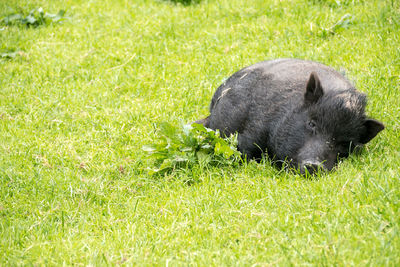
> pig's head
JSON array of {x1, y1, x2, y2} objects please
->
[{"x1": 274, "y1": 72, "x2": 385, "y2": 174}]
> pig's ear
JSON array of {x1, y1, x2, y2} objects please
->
[
  {"x1": 360, "y1": 119, "x2": 385, "y2": 144},
  {"x1": 305, "y1": 72, "x2": 324, "y2": 106}
]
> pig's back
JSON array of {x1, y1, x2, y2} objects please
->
[
  {"x1": 208, "y1": 59, "x2": 354, "y2": 136},
  {"x1": 247, "y1": 59, "x2": 353, "y2": 91}
]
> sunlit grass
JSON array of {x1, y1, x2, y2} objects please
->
[{"x1": 1, "y1": 0, "x2": 399, "y2": 265}]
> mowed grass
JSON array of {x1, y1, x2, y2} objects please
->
[{"x1": 1, "y1": 0, "x2": 399, "y2": 265}]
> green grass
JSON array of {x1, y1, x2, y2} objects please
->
[{"x1": 1, "y1": 0, "x2": 399, "y2": 265}]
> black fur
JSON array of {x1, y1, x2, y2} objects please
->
[{"x1": 197, "y1": 59, "x2": 384, "y2": 173}]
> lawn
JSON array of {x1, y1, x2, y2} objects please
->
[{"x1": 1, "y1": 0, "x2": 399, "y2": 265}]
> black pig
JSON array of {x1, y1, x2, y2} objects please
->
[{"x1": 195, "y1": 59, "x2": 385, "y2": 174}]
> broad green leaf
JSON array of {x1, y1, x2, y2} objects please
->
[
  {"x1": 25, "y1": 15, "x2": 37, "y2": 25},
  {"x1": 214, "y1": 142, "x2": 234, "y2": 158},
  {"x1": 191, "y1": 122, "x2": 207, "y2": 133},
  {"x1": 158, "y1": 158, "x2": 174, "y2": 171},
  {"x1": 182, "y1": 124, "x2": 192, "y2": 135},
  {"x1": 160, "y1": 122, "x2": 178, "y2": 139},
  {"x1": 142, "y1": 145, "x2": 158, "y2": 152},
  {"x1": 180, "y1": 147, "x2": 193, "y2": 152},
  {"x1": 197, "y1": 151, "x2": 211, "y2": 166}
]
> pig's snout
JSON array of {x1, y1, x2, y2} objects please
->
[
  {"x1": 299, "y1": 160, "x2": 326, "y2": 175},
  {"x1": 296, "y1": 137, "x2": 335, "y2": 175}
]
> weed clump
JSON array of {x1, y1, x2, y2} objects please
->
[
  {"x1": 143, "y1": 122, "x2": 241, "y2": 176},
  {"x1": 165, "y1": 0, "x2": 202, "y2": 5},
  {"x1": 1, "y1": 7, "x2": 65, "y2": 27}
]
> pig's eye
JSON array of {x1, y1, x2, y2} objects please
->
[{"x1": 307, "y1": 120, "x2": 317, "y2": 133}]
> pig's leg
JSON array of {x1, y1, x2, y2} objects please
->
[{"x1": 237, "y1": 131, "x2": 263, "y2": 160}]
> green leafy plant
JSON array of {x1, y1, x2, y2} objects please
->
[
  {"x1": 1, "y1": 7, "x2": 65, "y2": 27},
  {"x1": 164, "y1": 0, "x2": 202, "y2": 5},
  {"x1": 143, "y1": 122, "x2": 241, "y2": 175},
  {"x1": 0, "y1": 50, "x2": 22, "y2": 59}
]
